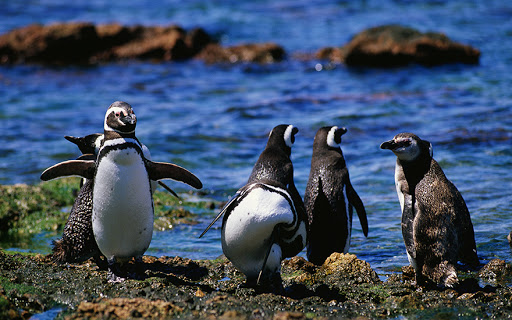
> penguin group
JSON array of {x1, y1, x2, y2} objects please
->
[{"x1": 41, "y1": 102, "x2": 479, "y2": 289}]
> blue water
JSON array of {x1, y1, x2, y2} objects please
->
[{"x1": 1, "y1": 1, "x2": 511, "y2": 277}]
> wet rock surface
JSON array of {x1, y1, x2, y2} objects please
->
[
  {"x1": 1, "y1": 251, "x2": 511, "y2": 319},
  {"x1": 0, "y1": 22, "x2": 284, "y2": 65},
  {"x1": 317, "y1": 24, "x2": 480, "y2": 67},
  {"x1": 0, "y1": 23, "x2": 478, "y2": 66}
]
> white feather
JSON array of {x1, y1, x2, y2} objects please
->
[
  {"x1": 327, "y1": 126, "x2": 339, "y2": 148},
  {"x1": 93, "y1": 142, "x2": 153, "y2": 262},
  {"x1": 221, "y1": 184, "x2": 298, "y2": 279},
  {"x1": 283, "y1": 125, "x2": 295, "y2": 148}
]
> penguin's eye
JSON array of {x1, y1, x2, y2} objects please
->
[{"x1": 115, "y1": 112, "x2": 121, "y2": 117}]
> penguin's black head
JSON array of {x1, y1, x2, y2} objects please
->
[
  {"x1": 268, "y1": 124, "x2": 298, "y2": 154},
  {"x1": 380, "y1": 132, "x2": 432, "y2": 162},
  {"x1": 104, "y1": 101, "x2": 137, "y2": 134},
  {"x1": 65, "y1": 133, "x2": 103, "y2": 155}
]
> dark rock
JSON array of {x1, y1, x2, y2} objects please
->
[
  {"x1": 0, "y1": 23, "x2": 215, "y2": 65},
  {"x1": 318, "y1": 25, "x2": 480, "y2": 67},
  {"x1": 0, "y1": 22, "x2": 100, "y2": 64},
  {"x1": 197, "y1": 43, "x2": 285, "y2": 64}
]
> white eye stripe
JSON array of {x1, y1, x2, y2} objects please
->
[
  {"x1": 327, "y1": 126, "x2": 339, "y2": 148},
  {"x1": 283, "y1": 125, "x2": 295, "y2": 148},
  {"x1": 104, "y1": 107, "x2": 135, "y2": 133}
]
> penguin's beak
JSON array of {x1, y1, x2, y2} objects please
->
[
  {"x1": 120, "y1": 114, "x2": 136, "y2": 126},
  {"x1": 380, "y1": 139, "x2": 396, "y2": 150}
]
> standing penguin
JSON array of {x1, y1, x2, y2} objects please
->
[
  {"x1": 305, "y1": 126, "x2": 368, "y2": 265},
  {"x1": 200, "y1": 124, "x2": 308, "y2": 287},
  {"x1": 380, "y1": 133, "x2": 479, "y2": 287},
  {"x1": 50, "y1": 134, "x2": 103, "y2": 265},
  {"x1": 41, "y1": 101, "x2": 202, "y2": 281},
  {"x1": 51, "y1": 132, "x2": 177, "y2": 265}
]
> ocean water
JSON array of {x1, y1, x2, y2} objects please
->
[{"x1": 1, "y1": 0, "x2": 511, "y2": 278}]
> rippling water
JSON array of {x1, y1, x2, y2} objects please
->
[{"x1": 1, "y1": 0, "x2": 511, "y2": 276}]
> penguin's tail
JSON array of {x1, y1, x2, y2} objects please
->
[{"x1": 50, "y1": 238, "x2": 69, "y2": 264}]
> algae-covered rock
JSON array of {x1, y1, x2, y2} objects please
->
[
  {"x1": 0, "y1": 179, "x2": 215, "y2": 251},
  {"x1": 319, "y1": 253, "x2": 380, "y2": 285},
  {"x1": 318, "y1": 24, "x2": 480, "y2": 67},
  {"x1": 1, "y1": 250, "x2": 512, "y2": 319},
  {"x1": 478, "y1": 259, "x2": 512, "y2": 284}
]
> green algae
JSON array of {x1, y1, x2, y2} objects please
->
[{"x1": 0, "y1": 179, "x2": 217, "y2": 248}]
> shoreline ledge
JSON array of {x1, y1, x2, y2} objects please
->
[
  {"x1": 0, "y1": 180, "x2": 511, "y2": 318},
  {"x1": 0, "y1": 23, "x2": 479, "y2": 66},
  {"x1": 1, "y1": 250, "x2": 512, "y2": 319}
]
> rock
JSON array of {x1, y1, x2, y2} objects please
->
[
  {"x1": 319, "y1": 252, "x2": 381, "y2": 285},
  {"x1": 508, "y1": 231, "x2": 512, "y2": 247},
  {"x1": 70, "y1": 298, "x2": 183, "y2": 319},
  {"x1": 197, "y1": 42, "x2": 285, "y2": 64},
  {"x1": 318, "y1": 24, "x2": 480, "y2": 67},
  {"x1": 0, "y1": 23, "x2": 215, "y2": 65},
  {"x1": 478, "y1": 259, "x2": 512, "y2": 283},
  {"x1": 0, "y1": 22, "x2": 100, "y2": 64},
  {"x1": 3, "y1": 250, "x2": 512, "y2": 319}
]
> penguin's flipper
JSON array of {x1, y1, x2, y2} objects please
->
[
  {"x1": 147, "y1": 161, "x2": 202, "y2": 189},
  {"x1": 401, "y1": 193, "x2": 416, "y2": 259},
  {"x1": 346, "y1": 182, "x2": 368, "y2": 237},
  {"x1": 41, "y1": 160, "x2": 95, "y2": 181},
  {"x1": 157, "y1": 181, "x2": 181, "y2": 199},
  {"x1": 198, "y1": 190, "x2": 241, "y2": 238},
  {"x1": 76, "y1": 154, "x2": 96, "y2": 161}
]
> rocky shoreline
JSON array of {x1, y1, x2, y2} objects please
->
[
  {"x1": 0, "y1": 23, "x2": 479, "y2": 66},
  {"x1": 1, "y1": 250, "x2": 512, "y2": 319},
  {"x1": 1, "y1": 181, "x2": 512, "y2": 319}
]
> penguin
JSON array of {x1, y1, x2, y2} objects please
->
[
  {"x1": 200, "y1": 124, "x2": 308, "y2": 287},
  {"x1": 64, "y1": 133, "x2": 179, "y2": 197},
  {"x1": 41, "y1": 101, "x2": 202, "y2": 282},
  {"x1": 51, "y1": 129, "x2": 181, "y2": 264},
  {"x1": 50, "y1": 133, "x2": 103, "y2": 265},
  {"x1": 304, "y1": 126, "x2": 368, "y2": 265},
  {"x1": 50, "y1": 178, "x2": 104, "y2": 265},
  {"x1": 380, "y1": 132, "x2": 479, "y2": 287}
]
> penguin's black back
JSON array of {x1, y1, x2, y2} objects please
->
[{"x1": 305, "y1": 127, "x2": 351, "y2": 264}]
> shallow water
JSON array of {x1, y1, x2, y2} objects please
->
[{"x1": 1, "y1": 0, "x2": 512, "y2": 277}]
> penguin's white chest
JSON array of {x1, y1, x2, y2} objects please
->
[
  {"x1": 221, "y1": 184, "x2": 295, "y2": 279},
  {"x1": 92, "y1": 147, "x2": 153, "y2": 261}
]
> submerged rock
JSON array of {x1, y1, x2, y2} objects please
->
[{"x1": 318, "y1": 24, "x2": 480, "y2": 67}]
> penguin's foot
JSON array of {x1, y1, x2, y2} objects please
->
[
  {"x1": 107, "y1": 270, "x2": 126, "y2": 283},
  {"x1": 107, "y1": 259, "x2": 127, "y2": 283},
  {"x1": 441, "y1": 271, "x2": 459, "y2": 288}
]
